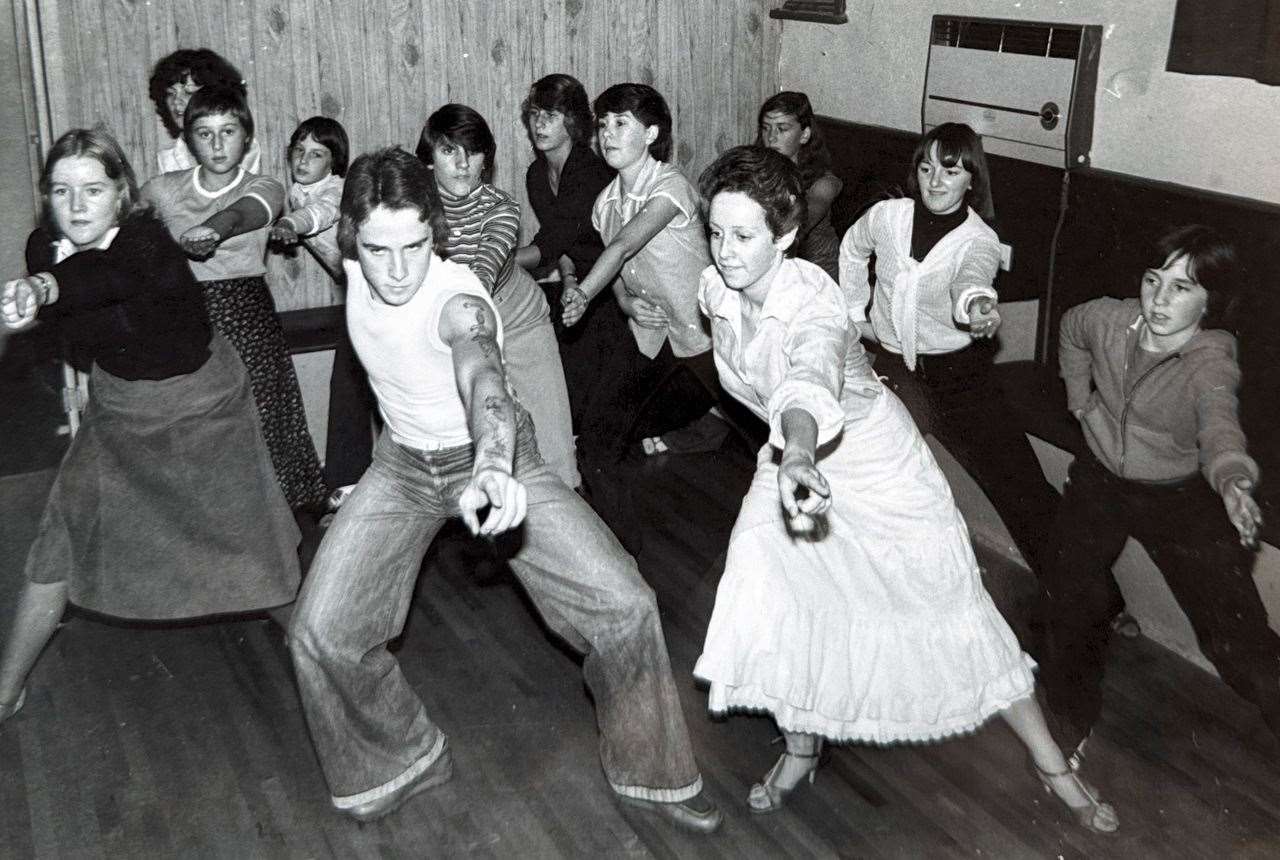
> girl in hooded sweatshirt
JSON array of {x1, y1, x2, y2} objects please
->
[{"x1": 1039, "y1": 224, "x2": 1276, "y2": 765}]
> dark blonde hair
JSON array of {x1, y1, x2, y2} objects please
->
[
  {"x1": 39, "y1": 127, "x2": 142, "y2": 235},
  {"x1": 522, "y1": 74, "x2": 594, "y2": 149}
]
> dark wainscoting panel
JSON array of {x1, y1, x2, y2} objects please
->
[
  {"x1": 815, "y1": 115, "x2": 1065, "y2": 304},
  {"x1": 813, "y1": 115, "x2": 1279, "y2": 538},
  {"x1": 1052, "y1": 168, "x2": 1280, "y2": 526}
]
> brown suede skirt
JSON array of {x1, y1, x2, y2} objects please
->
[{"x1": 24, "y1": 334, "x2": 301, "y2": 619}]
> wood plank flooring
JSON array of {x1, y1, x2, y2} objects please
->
[{"x1": 2, "y1": 440, "x2": 1279, "y2": 858}]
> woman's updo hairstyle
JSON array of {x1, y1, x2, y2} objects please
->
[{"x1": 698, "y1": 145, "x2": 806, "y2": 246}]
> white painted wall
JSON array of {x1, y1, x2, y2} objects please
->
[
  {"x1": 778, "y1": 2, "x2": 1280, "y2": 666},
  {"x1": 778, "y1": 0, "x2": 1280, "y2": 204}
]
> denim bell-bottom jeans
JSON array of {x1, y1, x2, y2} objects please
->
[{"x1": 288, "y1": 415, "x2": 702, "y2": 811}]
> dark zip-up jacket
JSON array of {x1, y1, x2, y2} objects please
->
[{"x1": 1059, "y1": 297, "x2": 1257, "y2": 494}]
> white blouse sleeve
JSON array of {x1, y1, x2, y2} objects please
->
[
  {"x1": 767, "y1": 297, "x2": 850, "y2": 449},
  {"x1": 838, "y1": 206, "x2": 878, "y2": 324}
]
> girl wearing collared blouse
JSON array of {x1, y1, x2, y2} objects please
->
[
  {"x1": 838, "y1": 123, "x2": 1057, "y2": 587},
  {"x1": 693, "y1": 147, "x2": 1116, "y2": 833},
  {"x1": 562, "y1": 83, "x2": 723, "y2": 487}
]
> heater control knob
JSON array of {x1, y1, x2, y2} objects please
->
[{"x1": 1040, "y1": 102, "x2": 1060, "y2": 131}]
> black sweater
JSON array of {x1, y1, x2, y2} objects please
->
[
  {"x1": 525, "y1": 144, "x2": 615, "y2": 275},
  {"x1": 26, "y1": 213, "x2": 212, "y2": 380}
]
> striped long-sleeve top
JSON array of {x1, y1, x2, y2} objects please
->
[{"x1": 438, "y1": 183, "x2": 525, "y2": 300}]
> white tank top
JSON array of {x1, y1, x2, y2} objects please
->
[{"x1": 345, "y1": 255, "x2": 504, "y2": 449}]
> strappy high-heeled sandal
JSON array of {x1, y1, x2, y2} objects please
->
[
  {"x1": 1031, "y1": 760, "x2": 1119, "y2": 834},
  {"x1": 747, "y1": 739, "x2": 825, "y2": 814},
  {"x1": 0, "y1": 688, "x2": 26, "y2": 726}
]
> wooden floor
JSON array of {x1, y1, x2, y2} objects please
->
[{"x1": 2, "y1": 439, "x2": 1280, "y2": 859}]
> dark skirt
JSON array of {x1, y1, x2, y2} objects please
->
[
  {"x1": 25, "y1": 335, "x2": 302, "y2": 619},
  {"x1": 201, "y1": 276, "x2": 328, "y2": 508}
]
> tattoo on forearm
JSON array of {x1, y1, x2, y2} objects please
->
[{"x1": 476, "y1": 393, "x2": 512, "y2": 465}]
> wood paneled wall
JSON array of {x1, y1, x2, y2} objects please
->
[{"x1": 35, "y1": 0, "x2": 781, "y2": 309}]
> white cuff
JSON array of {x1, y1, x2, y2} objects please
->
[{"x1": 953, "y1": 286, "x2": 998, "y2": 324}]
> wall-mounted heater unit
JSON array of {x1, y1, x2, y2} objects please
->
[{"x1": 923, "y1": 15, "x2": 1102, "y2": 168}]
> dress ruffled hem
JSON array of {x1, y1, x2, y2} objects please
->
[
  {"x1": 700, "y1": 654, "x2": 1036, "y2": 745},
  {"x1": 697, "y1": 575, "x2": 1035, "y2": 719}
]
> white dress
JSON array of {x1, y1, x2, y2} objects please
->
[{"x1": 693, "y1": 258, "x2": 1036, "y2": 743}]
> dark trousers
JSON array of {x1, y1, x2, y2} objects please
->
[
  {"x1": 874, "y1": 342, "x2": 1058, "y2": 576},
  {"x1": 1039, "y1": 454, "x2": 1280, "y2": 741},
  {"x1": 322, "y1": 331, "x2": 376, "y2": 491},
  {"x1": 576, "y1": 339, "x2": 721, "y2": 471},
  {"x1": 574, "y1": 340, "x2": 723, "y2": 555},
  {"x1": 542, "y1": 282, "x2": 632, "y2": 432}
]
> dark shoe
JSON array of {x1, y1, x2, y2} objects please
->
[
  {"x1": 621, "y1": 791, "x2": 723, "y2": 834},
  {"x1": 343, "y1": 741, "x2": 454, "y2": 823},
  {"x1": 0, "y1": 688, "x2": 26, "y2": 726}
]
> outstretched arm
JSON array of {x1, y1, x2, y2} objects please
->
[
  {"x1": 562, "y1": 196, "x2": 680, "y2": 327},
  {"x1": 272, "y1": 185, "x2": 341, "y2": 246},
  {"x1": 838, "y1": 210, "x2": 878, "y2": 343},
  {"x1": 466, "y1": 203, "x2": 522, "y2": 295},
  {"x1": 181, "y1": 177, "x2": 284, "y2": 258},
  {"x1": 438, "y1": 293, "x2": 528, "y2": 536},
  {"x1": 1, "y1": 276, "x2": 47, "y2": 329},
  {"x1": 777, "y1": 408, "x2": 832, "y2": 534},
  {"x1": 515, "y1": 243, "x2": 541, "y2": 270},
  {"x1": 950, "y1": 239, "x2": 1002, "y2": 339}
]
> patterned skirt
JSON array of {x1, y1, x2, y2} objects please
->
[{"x1": 201, "y1": 276, "x2": 328, "y2": 508}]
